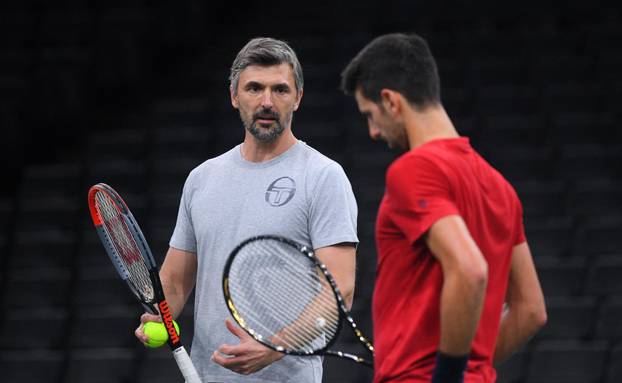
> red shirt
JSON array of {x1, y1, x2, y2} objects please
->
[{"x1": 373, "y1": 137, "x2": 525, "y2": 383}]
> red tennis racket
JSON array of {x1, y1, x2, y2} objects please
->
[{"x1": 88, "y1": 183, "x2": 201, "y2": 383}]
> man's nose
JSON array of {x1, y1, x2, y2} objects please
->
[
  {"x1": 260, "y1": 90, "x2": 274, "y2": 108},
  {"x1": 369, "y1": 124, "x2": 381, "y2": 140}
]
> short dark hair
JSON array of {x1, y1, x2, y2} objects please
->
[{"x1": 340, "y1": 33, "x2": 441, "y2": 109}]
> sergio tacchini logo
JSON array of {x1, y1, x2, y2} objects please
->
[{"x1": 265, "y1": 176, "x2": 296, "y2": 207}]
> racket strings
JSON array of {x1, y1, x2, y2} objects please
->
[
  {"x1": 271, "y1": 283, "x2": 339, "y2": 349},
  {"x1": 231, "y1": 265, "x2": 338, "y2": 353},
  {"x1": 237, "y1": 274, "x2": 338, "y2": 350},
  {"x1": 228, "y1": 239, "x2": 340, "y2": 353},
  {"x1": 233, "y1": 250, "x2": 337, "y2": 350},
  {"x1": 95, "y1": 191, "x2": 155, "y2": 301}
]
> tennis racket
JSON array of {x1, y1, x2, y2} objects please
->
[
  {"x1": 222, "y1": 235, "x2": 374, "y2": 367},
  {"x1": 87, "y1": 183, "x2": 201, "y2": 383}
]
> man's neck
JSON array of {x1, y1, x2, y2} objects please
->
[
  {"x1": 404, "y1": 104, "x2": 459, "y2": 149},
  {"x1": 240, "y1": 130, "x2": 298, "y2": 163}
]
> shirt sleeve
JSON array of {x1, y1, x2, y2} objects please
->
[
  {"x1": 169, "y1": 175, "x2": 198, "y2": 252},
  {"x1": 385, "y1": 154, "x2": 459, "y2": 245},
  {"x1": 308, "y1": 162, "x2": 359, "y2": 249}
]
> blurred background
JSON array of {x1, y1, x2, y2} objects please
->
[{"x1": 1, "y1": 0, "x2": 621, "y2": 382}]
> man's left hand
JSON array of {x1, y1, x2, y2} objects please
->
[{"x1": 212, "y1": 318, "x2": 285, "y2": 375}]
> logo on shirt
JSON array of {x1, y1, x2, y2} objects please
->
[{"x1": 265, "y1": 176, "x2": 296, "y2": 207}]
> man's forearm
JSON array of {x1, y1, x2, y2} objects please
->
[
  {"x1": 160, "y1": 272, "x2": 193, "y2": 319},
  {"x1": 495, "y1": 243, "x2": 548, "y2": 364},
  {"x1": 438, "y1": 269, "x2": 488, "y2": 355},
  {"x1": 271, "y1": 281, "x2": 340, "y2": 350},
  {"x1": 494, "y1": 303, "x2": 546, "y2": 363},
  {"x1": 157, "y1": 248, "x2": 197, "y2": 320}
]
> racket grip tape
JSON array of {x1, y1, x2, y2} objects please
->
[{"x1": 172, "y1": 346, "x2": 202, "y2": 383}]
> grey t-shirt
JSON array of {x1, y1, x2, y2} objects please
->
[{"x1": 170, "y1": 140, "x2": 358, "y2": 383}]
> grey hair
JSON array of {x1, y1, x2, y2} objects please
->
[{"x1": 229, "y1": 37, "x2": 304, "y2": 95}]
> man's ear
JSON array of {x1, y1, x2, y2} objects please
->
[
  {"x1": 293, "y1": 88, "x2": 303, "y2": 111},
  {"x1": 230, "y1": 85, "x2": 239, "y2": 109},
  {"x1": 379, "y1": 89, "x2": 402, "y2": 116}
]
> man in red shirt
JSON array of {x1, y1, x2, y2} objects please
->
[{"x1": 340, "y1": 33, "x2": 547, "y2": 382}]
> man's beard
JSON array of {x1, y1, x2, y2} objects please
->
[{"x1": 242, "y1": 108, "x2": 287, "y2": 142}]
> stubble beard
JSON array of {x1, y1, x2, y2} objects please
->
[
  {"x1": 242, "y1": 108, "x2": 290, "y2": 143},
  {"x1": 382, "y1": 124, "x2": 408, "y2": 151},
  {"x1": 247, "y1": 120, "x2": 285, "y2": 142}
]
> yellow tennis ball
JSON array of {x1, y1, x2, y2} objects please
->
[{"x1": 143, "y1": 320, "x2": 180, "y2": 348}]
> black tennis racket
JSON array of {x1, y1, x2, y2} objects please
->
[
  {"x1": 222, "y1": 235, "x2": 374, "y2": 367},
  {"x1": 88, "y1": 183, "x2": 201, "y2": 383}
]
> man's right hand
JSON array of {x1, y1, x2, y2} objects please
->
[{"x1": 134, "y1": 312, "x2": 162, "y2": 343}]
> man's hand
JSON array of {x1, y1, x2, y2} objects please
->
[
  {"x1": 212, "y1": 319, "x2": 284, "y2": 375},
  {"x1": 134, "y1": 312, "x2": 161, "y2": 343}
]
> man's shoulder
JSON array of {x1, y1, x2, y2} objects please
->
[
  {"x1": 190, "y1": 146, "x2": 237, "y2": 173},
  {"x1": 182, "y1": 146, "x2": 238, "y2": 189},
  {"x1": 295, "y1": 141, "x2": 344, "y2": 172},
  {"x1": 387, "y1": 148, "x2": 437, "y2": 177}
]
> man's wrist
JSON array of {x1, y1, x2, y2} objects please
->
[{"x1": 431, "y1": 351, "x2": 468, "y2": 383}]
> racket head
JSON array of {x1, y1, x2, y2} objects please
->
[
  {"x1": 222, "y1": 235, "x2": 347, "y2": 356},
  {"x1": 88, "y1": 183, "x2": 159, "y2": 310}
]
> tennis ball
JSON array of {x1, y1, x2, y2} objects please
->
[{"x1": 143, "y1": 320, "x2": 180, "y2": 348}]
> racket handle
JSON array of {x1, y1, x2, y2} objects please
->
[{"x1": 172, "y1": 346, "x2": 202, "y2": 383}]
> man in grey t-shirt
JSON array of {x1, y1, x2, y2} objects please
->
[{"x1": 135, "y1": 37, "x2": 358, "y2": 383}]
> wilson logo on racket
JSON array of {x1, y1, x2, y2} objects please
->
[
  {"x1": 159, "y1": 301, "x2": 180, "y2": 345},
  {"x1": 265, "y1": 176, "x2": 296, "y2": 207}
]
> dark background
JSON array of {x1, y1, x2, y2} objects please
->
[{"x1": 1, "y1": 1, "x2": 621, "y2": 382}]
